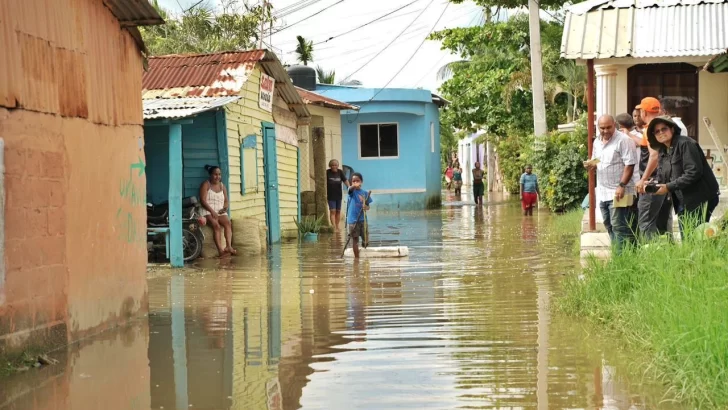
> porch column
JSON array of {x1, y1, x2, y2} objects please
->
[
  {"x1": 595, "y1": 65, "x2": 618, "y2": 118},
  {"x1": 169, "y1": 123, "x2": 183, "y2": 267}
]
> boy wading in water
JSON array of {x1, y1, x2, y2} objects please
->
[
  {"x1": 520, "y1": 165, "x2": 540, "y2": 216},
  {"x1": 346, "y1": 173, "x2": 372, "y2": 258}
]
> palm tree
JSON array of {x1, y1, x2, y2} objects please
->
[
  {"x1": 295, "y1": 35, "x2": 314, "y2": 66},
  {"x1": 316, "y1": 65, "x2": 335, "y2": 84}
]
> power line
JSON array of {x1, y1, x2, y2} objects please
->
[
  {"x1": 271, "y1": 0, "x2": 347, "y2": 35},
  {"x1": 310, "y1": 0, "x2": 422, "y2": 47},
  {"x1": 274, "y1": 0, "x2": 326, "y2": 19},
  {"x1": 369, "y1": 1, "x2": 450, "y2": 101},
  {"x1": 339, "y1": 0, "x2": 437, "y2": 84}
]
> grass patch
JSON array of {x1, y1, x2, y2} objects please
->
[{"x1": 558, "y1": 229, "x2": 728, "y2": 408}]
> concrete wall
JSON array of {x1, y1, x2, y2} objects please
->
[
  {"x1": 0, "y1": 0, "x2": 148, "y2": 354},
  {"x1": 314, "y1": 85, "x2": 442, "y2": 210}
]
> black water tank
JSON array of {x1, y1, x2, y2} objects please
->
[{"x1": 287, "y1": 65, "x2": 316, "y2": 91}]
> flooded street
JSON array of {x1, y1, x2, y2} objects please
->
[{"x1": 1, "y1": 192, "x2": 682, "y2": 410}]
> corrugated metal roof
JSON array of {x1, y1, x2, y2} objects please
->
[
  {"x1": 567, "y1": 0, "x2": 726, "y2": 15},
  {"x1": 295, "y1": 86, "x2": 359, "y2": 110},
  {"x1": 561, "y1": 0, "x2": 728, "y2": 59},
  {"x1": 142, "y1": 50, "x2": 310, "y2": 118},
  {"x1": 143, "y1": 96, "x2": 241, "y2": 119},
  {"x1": 104, "y1": 0, "x2": 164, "y2": 27}
]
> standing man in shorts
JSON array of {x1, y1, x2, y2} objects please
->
[
  {"x1": 520, "y1": 165, "x2": 540, "y2": 216},
  {"x1": 327, "y1": 159, "x2": 349, "y2": 230},
  {"x1": 472, "y1": 162, "x2": 485, "y2": 206}
]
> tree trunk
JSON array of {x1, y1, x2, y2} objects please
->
[{"x1": 528, "y1": 0, "x2": 548, "y2": 137}]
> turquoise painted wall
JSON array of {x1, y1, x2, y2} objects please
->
[
  {"x1": 144, "y1": 111, "x2": 221, "y2": 204},
  {"x1": 316, "y1": 85, "x2": 443, "y2": 210}
]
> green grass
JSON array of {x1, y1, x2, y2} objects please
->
[{"x1": 558, "y1": 227, "x2": 728, "y2": 408}]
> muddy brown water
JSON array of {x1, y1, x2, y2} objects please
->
[{"x1": 1, "y1": 192, "x2": 686, "y2": 410}]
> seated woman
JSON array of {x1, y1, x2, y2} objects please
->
[
  {"x1": 199, "y1": 165, "x2": 236, "y2": 256},
  {"x1": 646, "y1": 116, "x2": 720, "y2": 237}
]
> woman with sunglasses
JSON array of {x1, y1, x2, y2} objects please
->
[{"x1": 646, "y1": 116, "x2": 720, "y2": 236}]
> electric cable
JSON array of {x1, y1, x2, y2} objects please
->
[
  {"x1": 369, "y1": 1, "x2": 450, "y2": 101},
  {"x1": 339, "y1": 0, "x2": 437, "y2": 84},
  {"x1": 271, "y1": 0, "x2": 347, "y2": 35}
]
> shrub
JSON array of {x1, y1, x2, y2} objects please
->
[
  {"x1": 496, "y1": 132, "x2": 534, "y2": 194},
  {"x1": 532, "y1": 115, "x2": 588, "y2": 212},
  {"x1": 293, "y1": 215, "x2": 324, "y2": 234}
]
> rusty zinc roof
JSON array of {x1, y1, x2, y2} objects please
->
[
  {"x1": 105, "y1": 0, "x2": 164, "y2": 27},
  {"x1": 295, "y1": 86, "x2": 359, "y2": 111},
  {"x1": 142, "y1": 50, "x2": 310, "y2": 118}
]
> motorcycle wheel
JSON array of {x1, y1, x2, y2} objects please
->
[{"x1": 183, "y1": 228, "x2": 202, "y2": 261}]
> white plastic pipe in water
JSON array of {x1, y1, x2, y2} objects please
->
[
  {"x1": 0, "y1": 138, "x2": 5, "y2": 305},
  {"x1": 343, "y1": 246, "x2": 409, "y2": 258}
]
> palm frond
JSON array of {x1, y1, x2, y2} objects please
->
[
  {"x1": 295, "y1": 35, "x2": 313, "y2": 65},
  {"x1": 436, "y1": 60, "x2": 470, "y2": 81},
  {"x1": 316, "y1": 65, "x2": 335, "y2": 84}
]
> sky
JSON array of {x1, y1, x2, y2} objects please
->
[{"x1": 156, "y1": 0, "x2": 492, "y2": 93}]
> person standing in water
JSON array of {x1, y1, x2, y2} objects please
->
[
  {"x1": 453, "y1": 166, "x2": 463, "y2": 196},
  {"x1": 444, "y1": 164, "x2": 454, "y2": 191},
  {"x1": 346, "y1": 173, "x2": 372, "y2": 258},
  {"x1": 520, "y1": 165, "x2": 540, "y2": 216},
  {"x1": 199, "y1": 165, "x2": 236, "y2": 257},
  {"x1": 326, "y1": 159, "x2": 350, "y2": 230},
  {"x1": 472, "y1": 162, "x2": 485, "y2": 206}
]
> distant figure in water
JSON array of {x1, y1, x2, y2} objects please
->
[
  {"x1": 453, "y1": 167, "x2": 463, "y2": 195},
  {"x1": 444, "y1": 164, "x2": 454, "y2": 191},
  {"x1": 326, "y1": 159, "x2": 350, "y2": 230},
  {"x1": 472, "y1": 162, "x2": 485, "y2": 206},
  {"x1": 520, "y1": 165, "x2": 540, "y2": 216},
  {"x1": 199, "y1": 165, "x2": 236, "y2": 257},
  {"x1": 346, "y1": 173, "x2": 373, "y2": 258}
]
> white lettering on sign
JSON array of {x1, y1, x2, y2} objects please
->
[{"x1": 259, "y1": 73, "x2": 275, "y2": 112}]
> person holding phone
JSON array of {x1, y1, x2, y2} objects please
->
[
  {"x1": 646, "y1": 116, "x2": 720, "y2": 237},
  {"x1": 200, "y1": 165, "x2": 236, "y2": 257}
]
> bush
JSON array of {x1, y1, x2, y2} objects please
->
[
  {"x1": 496, "y1": 132, "x2": 534, "y2": 194},
  {"x1": 559, "y1": 228, "x2": 728, "y2": 408},
  {"x1": 532, "y1": 115, "x2": 588, "y2": 212}
]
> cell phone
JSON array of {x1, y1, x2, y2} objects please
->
[{"x1": 645, "y1": 184, "x2": 659, "y2": 193}]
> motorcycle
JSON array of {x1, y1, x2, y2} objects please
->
[{"x1": 147, "y1": 196, "x2": 205, "y2": 262}]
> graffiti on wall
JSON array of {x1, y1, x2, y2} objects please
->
[{"x1": 117, "y1": 154, "x2": 147, "y2": 246}]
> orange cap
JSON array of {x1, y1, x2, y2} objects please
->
[{"x1": 635, "y1": 97, "x2": 661, "y2": 114}]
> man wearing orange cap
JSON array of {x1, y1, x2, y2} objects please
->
[{"x1": 635, "y1": 97, "x2": 673, "y2": 238}]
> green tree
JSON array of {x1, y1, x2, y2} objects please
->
[
  {"x1": 141, "y1": 0, "x2": 272, "y2": 55},
  {"x1": 316, "y1": 65, "x2": 335, "y2": 84},
  {"x1": 431, "y1": 14, "x2": 572, "y2": 137},
  {"x1": 295, "y1": 35, "x2": 314, "y2": 66}
]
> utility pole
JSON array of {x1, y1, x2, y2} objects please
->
[
  {"x1": 259, "y1": 0, "x2": 267, "y2": 49},
  {"x1": 528, "y1": 0, "x2": 548, "y2": 137}
]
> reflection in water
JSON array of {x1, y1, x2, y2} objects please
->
[{"x1": 0, "y1": 192, "x2": 685, "y2": 410}]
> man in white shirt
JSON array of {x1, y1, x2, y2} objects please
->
[{"x1": 584, "y1": 115, "x2": 638, "y2": 253}]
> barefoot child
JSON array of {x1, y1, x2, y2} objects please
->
[
  {"x1": 453, "y1": 167, "x2": 463, "y2": 195},
  {"x1": 346, "y1": 173, "x2": 372, "y2": 258}
]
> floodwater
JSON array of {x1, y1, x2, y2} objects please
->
[{"x1": 1, "y1": 192, "x2": 685, "y2": 410}]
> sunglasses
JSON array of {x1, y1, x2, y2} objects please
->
[{"x1": 654, "y1": 126, "x2": 673, "y2": 135}]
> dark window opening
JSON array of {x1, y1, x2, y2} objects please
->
[{"x1": 359, "y1": 123, "x2": 399, "y2": 158}]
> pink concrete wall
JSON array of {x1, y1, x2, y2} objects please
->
[{"x1": 0, "y1": 0, "x2": 148, "y2": 354}]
